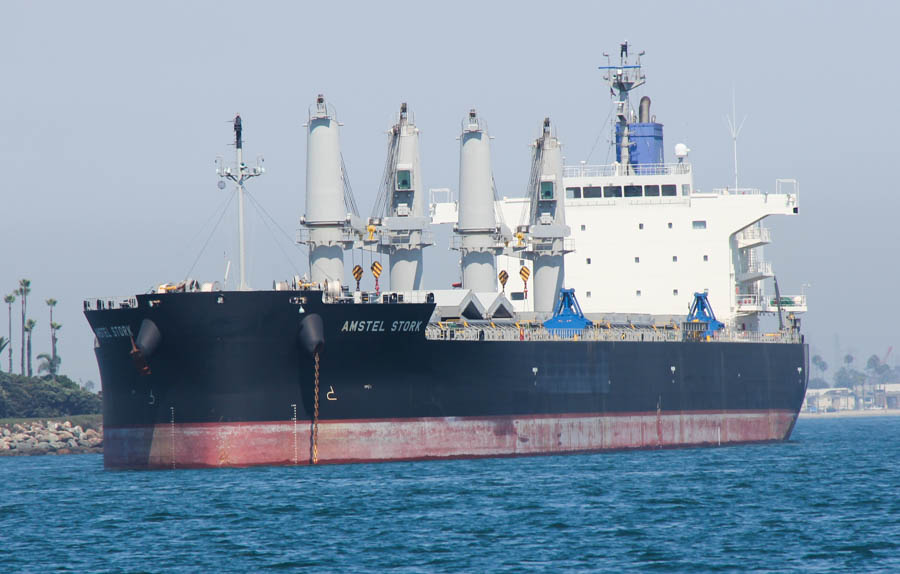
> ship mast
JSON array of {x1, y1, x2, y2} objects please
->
[
  {"x1": 599, "y1": 42, "x2": 645, "y2": 174},
  {"x1": 217, "y1": 115, "x2": 265, "y2": 291}
]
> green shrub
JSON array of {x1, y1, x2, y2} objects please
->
[{"x1": 0, "y1": 372, "x2": 101, "y2": 418}]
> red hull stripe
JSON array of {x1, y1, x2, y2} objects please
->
[{"x1": 104, "y1": 410, "x2": 799, "y2": 469}]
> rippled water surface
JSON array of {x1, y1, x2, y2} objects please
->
[{"x1": 2, "y1": 416, "x2": 898, "y2": 573}]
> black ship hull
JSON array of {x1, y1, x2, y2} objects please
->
[{"x1": 85, "y1": 291, "x2": 808, "y2": 468}]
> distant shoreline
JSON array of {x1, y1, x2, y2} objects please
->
[{"x1": 798, "y1": 409, "x2": 900, "y2": 419}]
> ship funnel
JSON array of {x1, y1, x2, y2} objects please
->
[
  {"x1": 639, "y1": 96, "x2": 651, "y2": 123},
  {"x1": 303, "y1": 94, "x2": 347, "y2": 286},
  {"x1": 456, "y1": 108, "x2": 498, "y2": 293}
]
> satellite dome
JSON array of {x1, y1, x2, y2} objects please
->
[{"x1": 674, "y1": 143, "x2": 690, "y2": 159}]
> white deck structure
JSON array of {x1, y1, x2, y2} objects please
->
[
  {"x1": 430, "y1": 42, "x2": 806, "y2": 330},
  {"x1": 431, "y1": 167, "x2": 805, "y2": 329}
]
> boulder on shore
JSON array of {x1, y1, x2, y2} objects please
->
[{"x1": 0, "y1": 419, "x2": 103, "y2": 456}]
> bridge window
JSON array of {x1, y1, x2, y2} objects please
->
[
  {"x1": 586, "y1": 291, "x2": 592, "y2": 298},
  {"x1": 638, "y1": 223, "x2": 644, "y2": 230},
  {"x1": 583, "y1": 186, "x2": 603, "y2": 198},
  {"x1": 661, "y1": 184, "x2": 677, "y2": 196},
  {"x1": 636, "y1": 290, "x2": 642, "y2": 297},
  {"x1": 511, "y1": 292, "x2": 525, "y2": 301},
  {"x1": 668, "y1": 222, "x2": 673, "y2": 229},
  {"x1": 540, "y1": 181, "x2": 555, "y2": 200},
  {"x1": 692, "y1": 220, "x2": 707, "y2": 229},
  {"x1": 624, "y1": 185, "x2": 642, "y2": 197},
  {"x1": 565, "y1": 187, "x2": 582, "y2": 199},
  {"x1": 703, "y1": 255, "x2": 709, "y2": 262},
  {"x1": 396, "y1": 170, "x2": 411, "y2": 190},
  {"x1": 673, "y1": 289, "x2": 679, "y2": 296},
  {"x1": 634, "y1": 257, "x2": 640, "y2": 263},
  {"x1": 580, "y1": 224, "x2": 586, "y2": 231},
  {"x1": 603, "y1": 185, "x2": 622, "y2": 198},
  {"x1": 672, "y1": 256, "x2": 678, "y2": 262},
  {"x1": 682, "y1": 184, "x2": 691, "y2": 196},
  {"x1": 586, "y1": 258, "x2": 592, "y2": 264},
  {"x1": 644, "y1": 185, "x2": 660, "y2": 197}
]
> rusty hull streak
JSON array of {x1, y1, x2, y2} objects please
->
[{"x1": 103, "y1": 410, "x2": 799, "y2": 470}]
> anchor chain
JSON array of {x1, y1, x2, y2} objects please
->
[{"x1": 313, "y1": 350, "x2": 320, "y2": 464}]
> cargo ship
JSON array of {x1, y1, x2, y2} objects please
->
[{"x1": 85, "y1": 44, "x2": 808, "y2": 469}]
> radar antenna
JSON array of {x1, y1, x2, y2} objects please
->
[
  {"x1": 724, "y1": 87, "x2": 747, "y2": 191},
  {"x1": 598, "y1": 41, "x2": 646, "y2": 173}
]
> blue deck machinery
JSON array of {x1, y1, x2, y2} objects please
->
[
  {"x1": 543, "y1": 288, "x2": 593, "y2": 336},
  {"x1": 683, "y1": 291, "x2": 725, "y2": 341}
]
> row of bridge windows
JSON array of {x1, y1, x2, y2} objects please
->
[{"x1": 566, "y1": 184, "x2": 690, "y2": 199}]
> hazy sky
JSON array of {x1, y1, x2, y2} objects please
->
[{"x1": 2, "y1": 1, "x2": 898, "y2": 384}]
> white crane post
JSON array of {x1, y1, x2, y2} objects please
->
[
  {"x1": 526, "y1": 118, "x2": 570, "y2": 315},
  {"x1": 303, "y1": 95, "x2": 346, "y2": 286},
  {"x1": 456, "y1": 109, "x2": 498, "y2": 293},
  {"x1": 386, "y1": 103, "x2": 428, "y2": 290}
]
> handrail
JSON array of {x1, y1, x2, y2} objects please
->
[
  {"x1": 737, "y1": 227, "x2": 771, "y2": 242},
  {"x1": 563, "y1": 163, "x2": 692, "y2": 178},
  {"x1": 425, "y1": 324, "x2": 802, "y2": 344},
  {"x1": 735, "y1": 293, "x2": 807, "y2": 311},
  {"x1": 82, "y1": 297, "x2": 139, "y2": 311}
]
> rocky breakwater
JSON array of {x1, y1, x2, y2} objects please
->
[{"x1": 0, "y1": 420, "x2": 103, "y2": 455}]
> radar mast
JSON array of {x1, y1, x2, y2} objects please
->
[
  {"x1": 599, "y1": 42, "x2": 646, "y2": 173},
  {"x1": 216, "y1": 115, "x2": 265, "y2": 291}
]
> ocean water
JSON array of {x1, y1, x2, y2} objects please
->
[{"x1": 1, "y1": 416, "x2": 898, "y2": 573}]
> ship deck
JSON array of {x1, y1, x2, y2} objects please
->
[{"x1": 426, "y1": 323, "x2": 803, "y2": 344}]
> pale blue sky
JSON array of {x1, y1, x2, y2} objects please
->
[{"x1": 2, "y1": 1, "x2": 897, "y2": 383}]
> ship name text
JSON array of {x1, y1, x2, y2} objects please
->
[
  {"x1": 340, "y1": 320, "x2": 423, "y2": 333},
  {"x1": 94, "y1": 325, "x2": 134, "y2": 339}
]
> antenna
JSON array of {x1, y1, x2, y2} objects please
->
[
  {"x1": 598, "y1": 41, "x2": 646, "y2": 174},
  {"x1": 724, "y1": 86, "x2": 747, "y2": 191},
  {"x1": 217, "y1": 114, "x2": 265, "y2": 291}
]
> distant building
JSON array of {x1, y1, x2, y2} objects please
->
[
  {"x1": 803, "y1": 388, "x2": 857, "y2": 413},
  {"x1": 884, "y1": 383, "x2": 900, "y2": 410}
]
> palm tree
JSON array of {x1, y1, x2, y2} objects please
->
[
  {"x1": 24, "y1": 318, "x2": 36, "y2": 377},
  {"x1": 3, "y1": 293, "x2": 14, "y2": 373},
  {"x1": 0, "y1": 337, "x2": 8, "y2": 372},
  {"x1": 46, "y1": 299, "x2": 58, "y2": 364},
  {"x1": 37, "y1": 352, "x2": 61, "y2": 377},
  {"x1": 811, "y1": 354, "x2": 828, "y2": 377},
  {"x1": 17, "y1": 279, "x2": 31, "y2": 375},
  {"x1": 50, "y1": 322, "x2": 62, "y2": 372}
]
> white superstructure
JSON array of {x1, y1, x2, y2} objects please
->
[
  {"x1": 432, "y1": 43, "x2": 806, "y2": 329},
  {"x1": 495, "y1": 168, "x2": 804, "y2": 329}
]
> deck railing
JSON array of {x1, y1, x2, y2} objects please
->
[
  {"x1": 563, "y1": 163, "x2": 691, "y2": 178},
  {"x1": 425, "y1": 324, "x2": 802, "y2": 344},
  {"x1": 83, "y1": 296, "x2": 139, "y2": 311}
]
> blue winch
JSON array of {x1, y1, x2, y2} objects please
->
[
  {"x1": 684, "y1": 292, "x2": 724, "y2": 341},
  {"x1": 543, "y1": 289, "x2": 593, "y2": 335}
]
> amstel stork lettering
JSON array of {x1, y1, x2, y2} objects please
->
[{"x1": 340, "y1": 320, "x2": 424, "y2": 333}]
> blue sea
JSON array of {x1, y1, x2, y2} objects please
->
[{"x1": 1, "y1": 416, "x2": 898, "y2": 573}]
